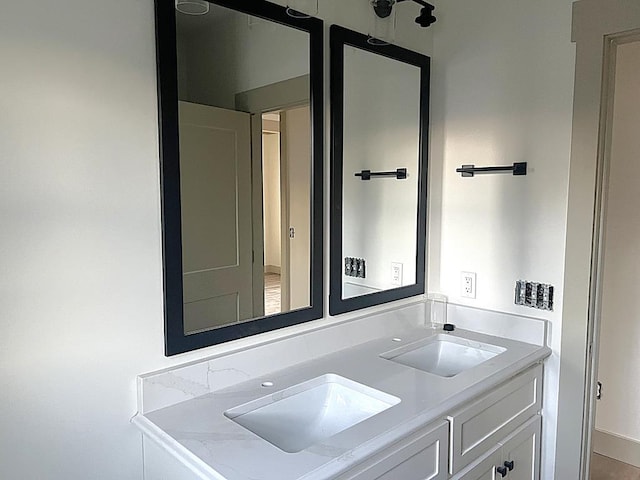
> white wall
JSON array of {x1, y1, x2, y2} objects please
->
[
  {"x1": 0, "y1": 1, "x2": 433, "y2": 479},
  {"x1": 177, "y1": 6, "x2": 309, "y2": 109},
  {"x1": 0, "y1": 1, "x2": 165, "y2": 477},
  {"x1": 595, "y1": 40, "x2": 640, "y2": 444},
  {"x1": 429, "y1": 0, "x2": 575, "y2": 477}
]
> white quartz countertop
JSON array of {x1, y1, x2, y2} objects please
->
[{"x1": 134, "y1": 326, "x2": 550, "y2": 480}]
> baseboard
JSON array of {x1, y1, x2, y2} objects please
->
[
  {"x1": 593, "y1": 429, "x2": 640, "y2": 468},
  {"x1": 264, "y1": 265, "x2": 280, "y2": 275}
]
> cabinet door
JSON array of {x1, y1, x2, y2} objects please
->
[
  {"x1": 452, "y1": 445, "x2": 502, "y2": 480},
  {"x1": 448, "y1": 365, "x2": 542, "y2": 474},
  {"x1": 499, "y1": 415, "x2": 541, "y2": 480},
  {"x1": 372, "y1": 436, "x2": 445, "y2": 480},
  {"x1": 335, "y1": 421, "x2": 448, "y2": 480}
]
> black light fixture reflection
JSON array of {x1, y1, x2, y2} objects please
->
[
  {"x1": 372, "y1": 0, "x2": 395, "y2": 18},
  {"x1": 415, "y1": 3, "x2": 437, "y2": 27},
  {"x1": 369, "y1": 0, "x2": 436, "y2": 45}
]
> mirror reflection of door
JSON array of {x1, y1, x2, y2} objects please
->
[
  {"x1": 180, "y1": 102, "x2": 253, "y2": 333},
  {"x1": 175, "y1": 3, "x2": 312, "y2": 334},
  {"x1": 261, "y1": 106, "x2": 311, "y2": 316}
]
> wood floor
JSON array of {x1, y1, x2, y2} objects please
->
[
  {"x1": 264, "y1": 273, "x2": 281, "y2": 316},
  {"x1": 591, "y1": 453, "x2": 640, "y2": 480}
]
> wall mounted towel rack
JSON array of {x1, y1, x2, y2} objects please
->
[
  {"x1": 456, "y1": 162, "x2": 527, "y2": 177},
  {"x1": 355, "y1": 168, "x2": 407, "y2": 180}
]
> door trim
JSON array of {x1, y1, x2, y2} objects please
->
[
  {"x1": 279, "y1": 110, "x2": 291, "y2": 311},
  {"x1": 557, "y1": 0, "x2": 640, "y2": 476},
  {"x1": 581, "y1": 29, "x2": 640, "y2": 480}
]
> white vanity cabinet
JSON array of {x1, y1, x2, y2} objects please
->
[
  {"x1": 336, "y1": 365, "x2": 543, "y2": 480},
  {"x1": 135, "y1": 327, "x2": 550, "y2": 480},
  {"x1": 452, "y1": 416, "x2": 541, "y2": 480},
  {"x1": 335, "y1": 421, "x2": 449, "y2": 480},
  {"x1": 138, "y1": 365, "x2": 544, "y2": 480},
  {"x1": 447, "y1": 363, "x2": 543, "y2": 480},
  {"x1": 447, "y1": 365, "x2": 542, "y2": 475}
]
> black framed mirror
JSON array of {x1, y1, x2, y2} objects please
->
[
  {"x1": 329, "y1": 25, "x2": 430, "y2": 316},
  {"x1": 155, "y1": 0, "x2": 323, "y2": 356}
]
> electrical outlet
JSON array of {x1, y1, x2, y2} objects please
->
[
  {"x1": 461, "y1": 272, "x2": 476, "y2": 299},
  {"x1": 391, "y1": 263, "x2": 403, "y2": 286}
]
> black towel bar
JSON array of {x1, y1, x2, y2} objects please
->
[
  {"x1": 355, "y1": 168, "x2": 407, "y2": 180},
  {"x1": 456, "y1": 162, "x2": 527, "y2": 177}
]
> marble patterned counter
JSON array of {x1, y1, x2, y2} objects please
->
[{"x1": 133, "y1": 302, "x2": 550, "y2": 480}]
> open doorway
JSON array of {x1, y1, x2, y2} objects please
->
[
  {"x1": 587, "y1": 37, "x2": 640, "y2": 480},
  {"x1": 260, "y1": 105, "x2": 311, "y2": 316}
]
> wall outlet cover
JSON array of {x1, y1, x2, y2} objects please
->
[
  {"x1": 391, "y1": 262, "x2": 403, "y2": 286},
  {"x1": 461, "y1": 271, "x2": 476, "y2": 299}
]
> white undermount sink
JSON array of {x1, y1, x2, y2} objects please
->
[
  {"x1": 224, "y1": 374, "x2": 400, "y2": 453},
  {"x1": 381, "y1": 334, "x2": 506, "y2": 378}
]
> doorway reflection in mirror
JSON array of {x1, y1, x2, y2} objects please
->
[{"x1": 175, "y1": 2, "x2": 312, "y2": 334}]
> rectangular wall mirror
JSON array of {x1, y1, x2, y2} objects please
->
[
  {"x1": 329, "y1": 25, "x2": 430, "y2": 316},
  {"x1": 155, "y1": 0, "x2": 323, "y2": 355}
]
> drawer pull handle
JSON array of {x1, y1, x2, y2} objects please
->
[
  {"x1": 496, "y1": 466, "x2": 508, "y2": 477},
  {"x1": 504, "y1": 460, "x2": 515, "y2": 471}
]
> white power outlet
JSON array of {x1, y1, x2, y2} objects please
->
[
  {"x1": 391, "y1": 263, "x2": 403, "y2": 286},
  {"x1": 461, "y1": 272, "x2": 476, "y2": 299}
]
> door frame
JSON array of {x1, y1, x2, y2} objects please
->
[
  {"x1": 236, "y1": 75, "x2": 311, "y2": 317},
  {"x1": 556, "y1": 0, "x2": 640, "y2": 477},
  {"x1": 279, "y1": 110, "x2": 291, "y2": 311},
  {"x1": 580, "y1": 30, "x2": 640, "y2": 480}
]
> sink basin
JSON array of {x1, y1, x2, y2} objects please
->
[
  {"x1": 224, "y1": 374, "x2": 400, "y2": 453},
  {"x1": 381, "y1": 334, "x2": 506, "y2": 378}
]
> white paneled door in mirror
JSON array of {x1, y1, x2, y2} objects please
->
[{"x1": 155, "y1": 0, "x2": 323, "y2": 355}]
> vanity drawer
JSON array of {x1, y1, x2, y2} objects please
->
[
  {"x1": 448, "y1": 364, "x2": 542, "y2": 475},
  {"x1": 335, "y1": 420, "x2": 449, "y2": 480}
]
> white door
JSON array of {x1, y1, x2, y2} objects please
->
[{"x1": 178, "y1": 101, "x2": 253, "y2": 333}]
